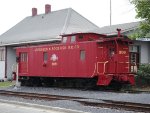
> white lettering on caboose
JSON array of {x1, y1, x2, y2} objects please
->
[{"x1": 34, "y1": 45, "x2": 79, "y2": 52}]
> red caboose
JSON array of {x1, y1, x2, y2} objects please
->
[{"x1": 16, "y1": 31, "x2": 135, "y2": 87}]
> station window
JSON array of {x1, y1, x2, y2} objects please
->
[
  {"x1": 129, "y1": 45, "x2": 139, "y2": 52},
  {"x1": 0, "y1": 48, "x2": 5, "y2": 61},
  {"x1": 20, "y1": 53, "x2": 28, "y2": 62},
  {"x1": 80, "y1": 50, "x2": 86, "y2": 61},
  {"x1": 130, "y1": 53, "x2": 137, "y2": 64},
  {"x1": 71, "y1": 36, "x2": 76, "y2": 43},
  {"x1": 43, "y1": 52, "x2": 48, "y2": 62},
  {"x1": 62, "y1": 37, "x2": 67, "y2": 43}
]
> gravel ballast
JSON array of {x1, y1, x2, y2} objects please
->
[{"x1": 0, "y1": 86, "x2": 149, "y2": 113}]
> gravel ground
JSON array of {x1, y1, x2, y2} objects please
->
[
  {"x1": 0, "y1": 86, "x2": 149, "y2": 113},
  {"x1": 2, "y1": 86, "x2": 150, "y2": 104},
  {"x1": 0, "y1": 95, "x2": 135, "y2": 113}
]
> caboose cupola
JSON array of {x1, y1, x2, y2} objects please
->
[{"x1": 61, "y1": 33, "x2": 106, "y2": 43}]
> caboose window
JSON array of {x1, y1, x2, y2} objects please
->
[
  {"x1": 20, "y1": 53, "x2": 27, "y2": 62},
  {"x1": 109, "y1": 48, "x2": 115, "y2": 57},
  {"x1": 80, "y1": 50, "x2": 86, "y2": 60},
  {"x1": 43, "y1": 52, "x2": 48, "y2": 62},
  {"x1": 62, "y1": 37, "x2": 67, "y2": 43},
  {"x1": 79, "y1": 35, "x2": 83, "y2": 39},
  {"x1": 71, "y1": 36, "x2": 76, "y2": 43}
]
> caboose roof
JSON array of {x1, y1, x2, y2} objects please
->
[
  {"x1": 61, "y1": 32, "x2": 106, "y2": 37},
  {"x1": 0, "y1": 8, "x2": 99, "y2": 46}
]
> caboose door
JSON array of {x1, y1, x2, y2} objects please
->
[
  {"x1": 107, "y1": 45, "x2": 116, "y2": 73},
  {"x1": 19, "y1": 52, "x2": 28, "y2": 73}
]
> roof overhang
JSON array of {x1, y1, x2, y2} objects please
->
[
  {"x1": 0, "y1": 38, "x2": 61, "y2": 47},
  {"x1": 135, "y1": 38, "x2": 150, "y2": 41},
  {"x1": 97, "y1": 37, "x2": 132, "y2": 44}
]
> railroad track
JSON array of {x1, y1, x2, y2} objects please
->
[{"x1": 0, "y1": 90, "x2": 149, "y2": 112}]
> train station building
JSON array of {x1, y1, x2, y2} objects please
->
[
  {"x1": 0, "y1": 5, "x2": 149, "y2": 81},
  {"x1": 0, "y1": 5, "x2": 99, "y2": 80}
]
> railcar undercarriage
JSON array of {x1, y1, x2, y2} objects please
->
[{"x1": 19, "y1": 76, "x2": 127, "y2": 90}]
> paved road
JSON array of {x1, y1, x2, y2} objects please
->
[{"x1": 0, "y1": 100, "x2": 87, "y2": 113}]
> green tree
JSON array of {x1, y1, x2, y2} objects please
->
[{"x1": 130, "y1": 0, "x2": 150, "y2": 38}]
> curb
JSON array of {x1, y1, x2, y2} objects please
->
[{"x1": 0, "y1": 99, "x2": 89, "y2": 113}]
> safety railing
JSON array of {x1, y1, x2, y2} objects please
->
[{"x1": 97, "y1": 61, "x2": 109, "y2": 74}]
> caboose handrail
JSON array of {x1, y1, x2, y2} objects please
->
[
  {"x1": 97, "y1": 61, "x2": 109, "y2": 74},
  {"x1": 91, "y1": 63, "x2": 97, "y2": 77}
]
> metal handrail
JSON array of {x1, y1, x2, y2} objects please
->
[{"x1": 97, "y1": 61, "x2": 109, "y2": 74}]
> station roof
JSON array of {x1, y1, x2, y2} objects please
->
[
  {"x1": 0, "y1": 8, "x2": 99, "y2": 46},
  {"x1": 136, "y1": 38, "x2": 150, "y2": 41},
  {"x1": 88, "y1": 21, "x2": 140, "y2": 36}
]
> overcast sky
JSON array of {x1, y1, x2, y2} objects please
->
[{"x1": 0, "y1": 0, "x2": 139, "y2": 35}]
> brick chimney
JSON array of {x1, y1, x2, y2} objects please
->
[
  {"x1": 32, "y1": 8, "x2": 37, "y2": 16},
  {"x1": 45, "y1": 4, "x2": 51, "y2": 14}
]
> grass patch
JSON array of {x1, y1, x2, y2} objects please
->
[
  {"x1": 132, "y1": 86, "x2": 150, "y2": 92},
  {"x1": 0, "y1": 81, "x2": 15, "y2": 87}
]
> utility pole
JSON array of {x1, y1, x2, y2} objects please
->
[{"x1": 110, "y1": 0, "x2": 112, "y2": 26}]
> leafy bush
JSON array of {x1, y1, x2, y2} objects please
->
[{"x1": 135, "y1": 64, "x2": 150, "y2": 87}]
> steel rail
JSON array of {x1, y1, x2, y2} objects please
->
[{"x1": 0, "y1": 90, "x2": 149, "y2": 112}]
